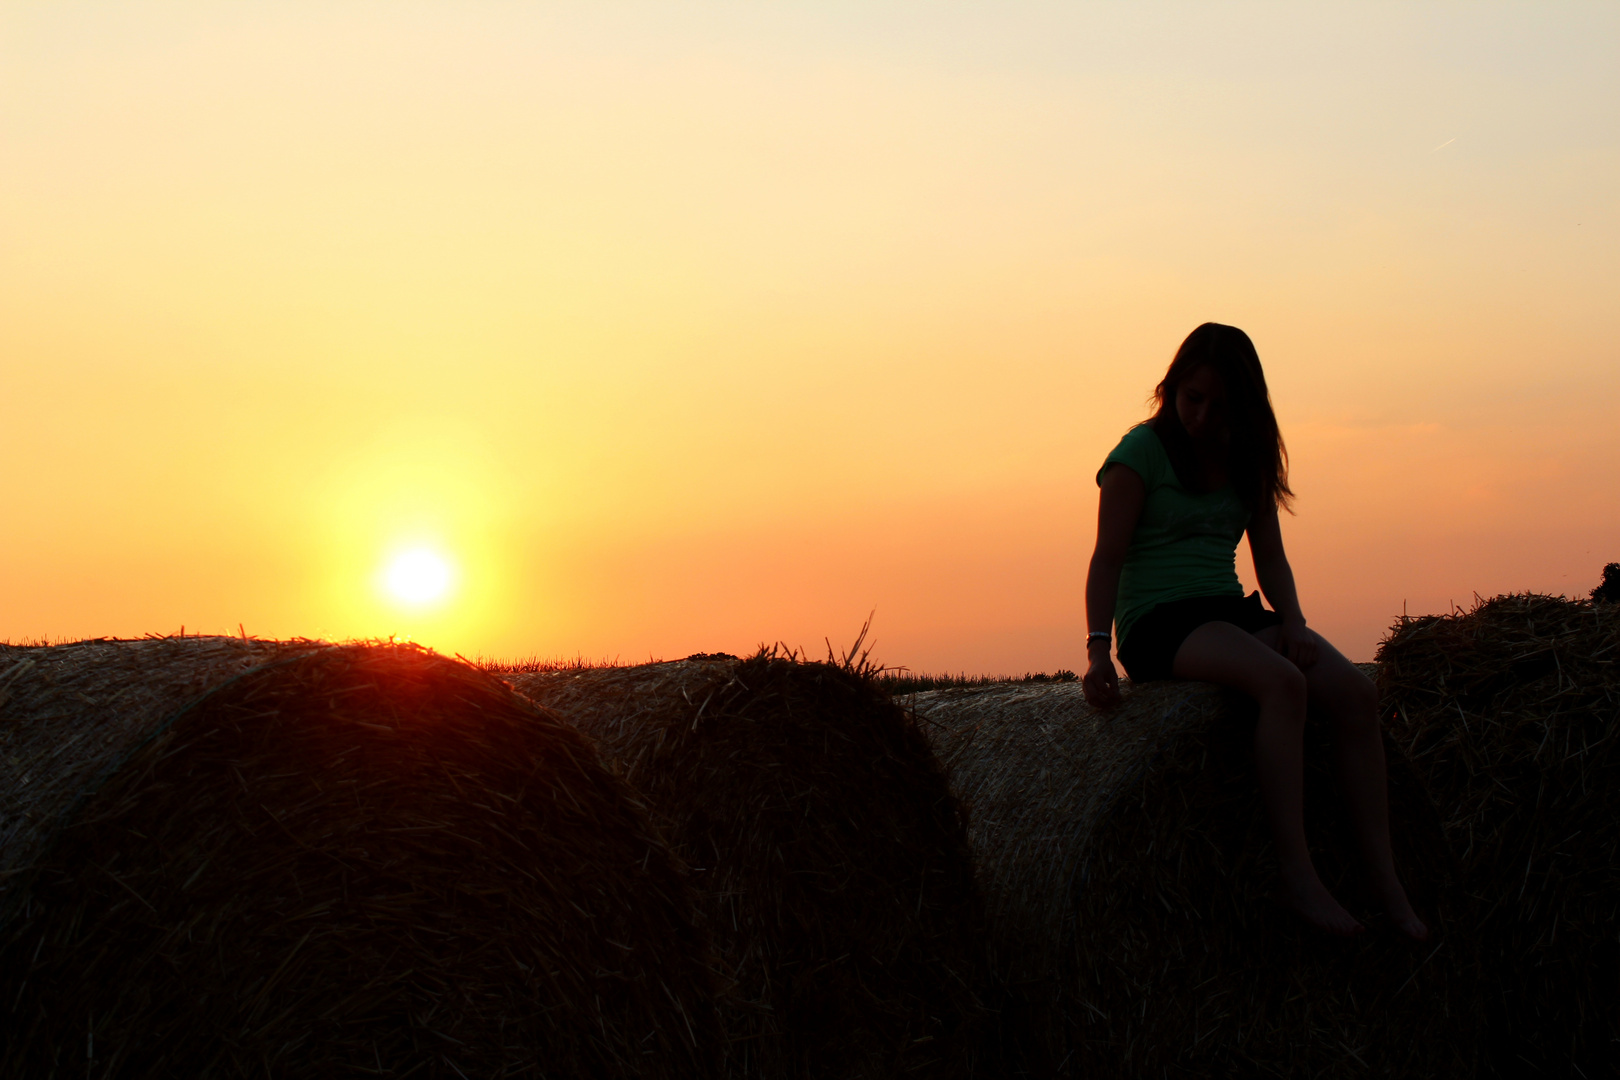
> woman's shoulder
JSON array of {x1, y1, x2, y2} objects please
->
[
  {"x1": 1115, "y1": 422, "x2": 1170, "y2": 462},
  {"x1": 1098, "y1": 422, "x2": 1169, "y2": 487},
  {"x1": 1120, "y1": 421, "x2": 1164, "y2": 451}
]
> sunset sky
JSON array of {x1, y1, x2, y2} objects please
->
[{"x1": 4, "y1": 3, "x2": 1616, "y2": 671}]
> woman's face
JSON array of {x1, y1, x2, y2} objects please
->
[{"x1": 1175, "y1": 364, "x2": 1228, "y2": 443}]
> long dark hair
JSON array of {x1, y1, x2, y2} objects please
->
[{"x1": 1149, "y1": 322, "x2": 1293, "y2": 513}]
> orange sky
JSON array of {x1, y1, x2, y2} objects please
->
[{"x1": 3, "y1": 3, "x2": 1616, "y2": 669}]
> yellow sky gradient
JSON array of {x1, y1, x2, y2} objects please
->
[{"x1": 3, "y1": 3, "x2": 1616, "y2": 668}]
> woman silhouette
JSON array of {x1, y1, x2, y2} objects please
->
[{"x1": 1082, "y1": 323, "x2": 1427, "y2": 940}]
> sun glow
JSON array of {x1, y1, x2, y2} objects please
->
[{"x1": 383, "y1": 549, "x2": 454, "y2": 608}]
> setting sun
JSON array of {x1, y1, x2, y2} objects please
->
[{"x1": 383, "y1": 549, "x2": 454, "y2": 608}]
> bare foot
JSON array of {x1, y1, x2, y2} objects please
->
[
  {"x1": 1276, "y1": 867, "x2": 1364, "y2": 937},
  {"x1": 1372, "y1": 878, "x2": 1430, "y2": 942}
]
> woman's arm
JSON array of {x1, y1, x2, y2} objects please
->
[
  {"x1": 1083, "y1": 465, "x2": 1146, "y2": 707},
  {"x1": 1246, "y1": 502, "x2": 1318, "y2": 668}
]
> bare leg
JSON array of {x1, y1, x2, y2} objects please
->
[
  {"x1": 1174, "y1": 622, "x2": 1364, "y2": 937},
  {"x1": 1253, "y1": 627, "x2": 1429, "y2": 941}
]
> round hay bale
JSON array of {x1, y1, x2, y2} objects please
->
[
  {"x1": 912, "y1": 679, "x2": 1474, "y2": 1078},
  {"x1": 1376, "y1": 593, "x2": 1620, "y2": 1076},
  {"x1": 0, "y1": 636, "x2": 720, "y2": 1079},
  {"x1": 505, "y1": 651, "x2": 988, "y2": 1079}
]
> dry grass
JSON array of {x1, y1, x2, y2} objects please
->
[
  {"x1": 0, "y1": 636, "x2": 720, "y2": 1079},
  {"x1": 505, "y1": 649, "x2": 989, "y2": 1079},
  {"x1": 910, "y1": 679, "x2": 1474, "y2": 1078},
  {"x1": 1376, "y1": 592, "x2": 1620, "y2": 1076},
  {"x1": 874, "y1": 670, "x2": 1079, "y2": 696}
]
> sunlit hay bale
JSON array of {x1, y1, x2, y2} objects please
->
[
  {"x1": 507, "y1": 651, "x2": 989, "y2": 1080},
  {"x1": 1376, "y1": 593, "x2": 1620, "y2": 1076},
  {"x1": 911, "y1": 680, "x2": 1474, "y2": 1079},
  {"x1": 0, "y1": 637, "x2": 720, "y2": 1080}
]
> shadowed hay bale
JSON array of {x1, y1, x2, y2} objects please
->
[
  {"x1": 505, "y1": 651, "x2": 988, "y2": 1079},
  {"x1": 911, "y1": 680, "x2": 1473, "y2": 1079},
  {"x1": 1376, "y1": 593, "x2": 1620, "y2": 1076},
  {"x1": 0, "y1": 636, "x2": 720, "y2": 1079}
]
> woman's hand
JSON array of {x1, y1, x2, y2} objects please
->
[
  {"x1": 1274, "y1": 617, "x2": 1318, "y2": 670},
  {"x1": 1084, "y1": 466, "x2": 1143, "y2": 713},
  {"x1": 1083, "y1": 650, "x2": 1122, "y2": 709}
]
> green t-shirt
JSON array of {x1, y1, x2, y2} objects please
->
[{"x1": 1096, "y1": 424, "x2": 1250, "y2": 647}]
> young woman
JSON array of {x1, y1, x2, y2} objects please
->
[{"x1": 1082, "y1": 323, "x2": 1427, "y2": 940}]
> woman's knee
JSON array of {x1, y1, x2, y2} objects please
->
[
  {"x1": 1311, "y1": 656, "x2": 1379, "y2": 727},
  {"x1": 1328, "y1": 699, "x2": 1382, "y2": 745},
  {"x1": 1258, "y1": 664, "x2": 1308, "y2": 713},
  {"x1": 1351, "y1": 670, "x2": 1379, "y2": 716}
]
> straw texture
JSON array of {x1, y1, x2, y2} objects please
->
[
  {"x1": 912, "y1": 679, "x2": 1473, "y2": 1078},
  {"x1": 506, "y1": 651, "x2": 988, "y2": 1080},
  {"x1": 0, "y1": 637, "x2": 720, "y2": 1079},
  {"x1": 1377, "y1": 593, "x2": 1620, "y2": 1076}
]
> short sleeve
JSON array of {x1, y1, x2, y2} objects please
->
[{"x1": 1096, "y1": 424, "x2": 1166, "y2": 489}]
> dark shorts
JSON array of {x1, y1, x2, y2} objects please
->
[{"x1": 1117, "y1": 591, "x2": 1283, "y2": 683}]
